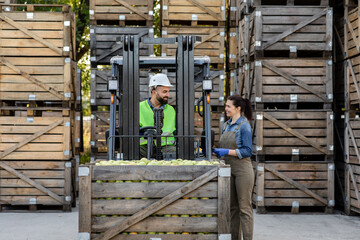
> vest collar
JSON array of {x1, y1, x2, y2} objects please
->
[{"x1": 147, "y1": 98, "x2": 165, "y2": 111}]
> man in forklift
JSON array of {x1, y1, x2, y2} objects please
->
[{"x1": 139, "y1": 73, "x2": 176, "y2": 158}]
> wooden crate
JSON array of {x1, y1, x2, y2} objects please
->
[
  {"x1": 345, "y1": 55, "x2": 360, "y2": 107},
  {"x1": 90, "y1": 26, "x2": 154, "y2": 66},
  {"x1": 194, "y1": 111, "x2": 224, "y2": 147},
  {"x1": 78, "y1": 164, "x2": 230, "y2": 239},
  {"x1": 251, "y1": 0, "x2": 329, "y2": 6},
  {"x1": 345, "y1": 117, "x2": 360, "y2": 165},
  {"x1": 162, "y1": 0, "x2": 226, "y2": 27},
  {"x1": 253, "y1": 162, "x2": 335, "y2": 213},
  {"x1": 0, "y1": 160, "x2": 73, "y2": 211},
  {"x1": 253, "y1": 58, "x2": 333, "y2": 109},
  {"x1": 239, "y1": 12, "x2": 254, "y2": 65},
  {"x1": 345, "y1": 163, "x2": 360, "y2": 215},
  {"x1": 161, "y1": 27, "x2": 225, "y2": 67},
  {"x1": 0, "y1": 4, "x2": 76, "y2": 59},
  {"x1": 89, "y1": 0, "x2": 153, "y2": 26},
  {"x1": 344, "y1": 4, "x2": 360, "y2": 59},
  {"x1": 254, "y1": 110, "x2": 334, "y2": 161},
  {"x1": 90, "y1": 111, "x2": 113, "y2": 157},
  {"x1": 0, "y1": 116, "x2": 73, "y2": 160},
  {"x1": 91, "y1": 68, "x2": 151, "y2": 107},
  {"x1": 251, "y1": 6, "x2": 333, "y2": 58}
]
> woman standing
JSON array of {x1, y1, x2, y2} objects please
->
[{"x1": 213, "y1": 95, "x2": 254, "y2": 240}]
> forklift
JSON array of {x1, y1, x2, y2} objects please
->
[{"x1": 106, "y1": 35, "x2": 214, "y2": 161}]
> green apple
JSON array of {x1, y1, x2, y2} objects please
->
[
  {"x1": 147, "y1": 232, "x2": 156, "y2": 234},
  {"x1": 180, "y1": 214, "x2": 189, "y2": 217},
  {"x1": 164, "y1": 214, "x2": 171, "y2": 217}
]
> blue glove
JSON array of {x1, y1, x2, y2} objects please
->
[{"x1": 212, "y1": 148, "x2": 229, "y2": 158}]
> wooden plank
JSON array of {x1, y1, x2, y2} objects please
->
[
  {"x1": 79, "y1": 166, "x2": 92, "y2": 234},
  {"x1": 114, "y1": 0, "x2": 149, "y2": 20},
  {"x1": 217, "y1": 166, "x2": 230, "y2": 234},
  {"x1": 348, "y1": 165, "x2": 360, "y2": 208},
  {"x1": 94, "y1": 167, "x2": 218, "y2": 240},
  {"x1": 265, "y1": 165, "x2": 328, "y2": 205},
  {"x1": 186, "y1": 0, "x2": 220, "y2": 20},
  {"x1": 256, "y1": 163, "x2": 265, "y2": 208}
]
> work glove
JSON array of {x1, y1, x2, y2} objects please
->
[{"x1": 212, "y1": 148, "x2": 229, "y2": 158}]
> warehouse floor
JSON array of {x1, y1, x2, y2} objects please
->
[{"x1": 0, "y1": 205, "x2": 359, "y2": 240}]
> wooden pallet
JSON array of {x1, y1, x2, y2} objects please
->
[
  {"x1": 253, "y1": 162, "x2": 334, "y2": 214},
  {"x1": 0, "y1": 159, "x2": 74, "y2": 211},
  {"x1": 253, "y1": 59, "x2": 333, "y2": 109},
  {"x1": 161, "y1": 27, "x2": 225, "y2": 66},
  {"x1": 162, "y1": 0, "x2": 226, "y2": 26},
  {"x1": 344, "y1": 2, "x2": 360, "y2": 59},
  {"x1": 250, "y1": 6, "x2": 332, "y2": 58},
  {"x1": 79, "y1": 164, "x2": 230, "y2": 239},
  {"x1": 90, "y1": 26, "x2": 154, "y2": 66},
  {"x1": 254, "y1": 110, "x2": 334, "y2": 161},
  {"x1": 89, "y1": 0, "x2": 153, "y2": 26},
  {"x1": 345, "y1": 163, "x2": 360, "y2": 215}
]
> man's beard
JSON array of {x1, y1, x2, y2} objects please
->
[{"x1": 156, "y1": 93, "x2": 168, "y2": 105}]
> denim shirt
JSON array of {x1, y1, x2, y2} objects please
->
[{"x1": 222, "y1": 116, "x2": 252, "y2": 159}]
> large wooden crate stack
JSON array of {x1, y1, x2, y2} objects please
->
[
  {"x1": 161, "y1": 0, "x2": 226, "y2": 146},
  {"x1": 89, "y1": 0, "x2": 154, "y2": 161},
  {"x1": 343, "y1": 0, "x2": 360, "y2": 215},
  {"x1": 229, "y1": 1, "x2": 336, "y2": 213},
  {"x1": 79, "y1": 163, "x2": 230, "y2": 239},
  {"x1": 0, "y1": 4, "x2": 80, "y2": 211}
]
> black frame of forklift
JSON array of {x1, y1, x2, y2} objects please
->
[{"x1": 107, "y1": 35, "x2": 213, "y2": 161}]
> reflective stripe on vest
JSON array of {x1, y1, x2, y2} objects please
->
[{"x1": 139, "y1": 100, "x2": 176, "y2": 146}]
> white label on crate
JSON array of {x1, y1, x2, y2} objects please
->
[
  {"x1": 221, "y1": 6, "x2": 225, "y2": 11},
  {"x1": 220, "y1": 74, "x2": 225, "y2": 80},
  {"x1": 244, "y1": 48, "x2": 248, "y2": 54},
  {"x1": 328, "y1": 94, "x2": 333, "y2": 100},
  {"x1": 219, "y1": 96, "x2": 224, "y2": 102},
  {"x1": 161, "y1": 53, "x2": 167, "y2": 57},
  {"x1": 255, "y1": 97, "x2": 261, "y2": 102},
  {"x1": 218, "y1": 168, "x2": 231, "y2": 177},
  {"x1": 192, "y1": 14, "x2": 198, "y2": 20},
  {"x1": 76, "y1": 157, "x2": 80, "y2": 163},
  {"x1": 91, "y1": 73, "x2": 95, "y2": 79},
  {"x1": 255, "y1": 11, "x2": 261, "y2": 17},
  {"x1": 329, "y1": 114, "x2": 334, "y2": 120},
  {"x1": 329, "y1": 163, "x2": 335, "y2": 170},
  {"x1": 220, "y1": 31, "x2": 225, "y2": 37},
  {"x1": 328, "y1": 60, "x2": 333, "y2": 66},
  {"x1": 341, "y1": 115, "x2": 345, "y2": 119},
  {"x1": 163, "y1": 5, "x2": 168, "y2": 10},
  {"x1": 256, "y1": 114, "x2": 263, "y2": 120},
  {"x1": 244, "y1": 64, "x2": 249, "y2": 70},
  {"x1": 63, "y1": 46, "x2": 70, "y2": 52},
  {"x1": 89, "y1": 10, "x2": 94, "y2": 15},
  {"x1": 256, "y1": 196, "x2": 263, "y2": 202},
  {"x1": 65, "y1": 122, "x2": 71, "y2": 127},
  {"x1": 76, "y1": 138, "x2": 80, "y2": 143},
  {"x1": 77, "y1": 96, "x2": 81, "y2": 101},
  {"x1": 149, "y1": 28, "x2": 154, "y2": 34},
  {"x1": 220, "y1": 116, "x2": 225, "y2": 122},
  {"x1": 257, "y1": 166, "x2": 264, "y2": 172},
  {"x1": 290, "y1": 94, "x2": 297, "y2": 103},
  {"x1": 150, "y1": 238, "x2": 162, "y2": 240},
  {"x1": 290, "y1": 46, "x2": 297, "y2": 52},
  {"x1": 78, "y1": 232, "x2": 90, "y2": 240},
  {"x1": 244, "y1": 16, "x2": 249, "y2": 22},
  {"x1": 91, "y1": 114, "x2": 95, "y2": 119},
  {"x1": 328, "y1": 200, "x2": 335, "y2": 207},
  {"x1": 64, "y1": 21, "x2": 71, "y2": 27},
  {"x1": 4, "y1": 7, "x2": 11, "y2": 12},
  {"x1": 328, "y1": 41, "x2": 332, "y2": 48},
  {"x1": 255, "y1": 61, "x2": 261, "y2": 67},
  {"x1": 66, "y1": 196, "x2": 72, "y2": 202},
  {"x1": 230, "y1": 72, "x2": 235, "y2": 77},
  {"x1": 230, "y1": 91, "x2": 234, "y2": 96},
  {"x1": 256, "y1": 146, "x2": 262, "y2": 151},
  {"x1": 219, "y1": 54, "x2": 224, "y2": 58},
  {"x1": 149, "y1": 10, "x2": 154, "y2": 16},
  {"x1": 356, "y1": 115, "x2": 360, "y2": 119},
  {"x1": 27, "y1": 117, "x2": 34, "y2": 123},
  {"x1": 231, "y1": 7, "x2": 237, "y2": 11},
  {"x1": 29, "y1": 94, "x2": 36, "y2": 100},
  {"x1": 292, "y1": 149, "x2": 299, "y2": 155},
  {"x1": 90, "y1": 141, "x2": 95, "y2": 146},
  {"x1": 219, "y1": 234, "x2": 231, "y2": 240},
  {"x1": 76, "y1": 116, "x2": 81, "y2": 121},
  {"x1": 162, "y1": 30, "x2": 167, "y2": 35},
  {"x1": 255, "y1": 41, "x2": 261, "y2": 47},
  {"x1": 64, "y1": 92, "x2": 71, "y2": 98},
  {"x1": 26, "y1": 12, "x2": 34, "y2": 19},
  {"x1": 90, "y1": 157, "x2": 95, "y2": 163},
  {"x1": 90, "y1": 99, "x2": 95, "y2": 104},
  {"x1": 29, "y1": 198, "x2": 36, "y2": 205},
  {"x1": 292, "y1": 201, "x2": 300, "y2": 208},
  {"x1": 64, "y1": 150, "x2": 70, "y2": 156},
  {"x1": 230, "y1": 32, "x2": 236, "y2": 37},
  {"x1": 65, "y1": 162, "x2": 72, "y2": 168},
  {"x1": 90, "y1": 28, "x2": 94, "y2": 34},
  {"x1": 329, "y1": 145, "x2": 334, "y2": 151},
  {"x1": 328, "y1": 9, "x2": 333, "y2": 16},
  {"x1": 229, "y1": 54, "x2": 236, "y2": 59},
  {"x1": 119, "y1": 15, "x2": 125, "y2": 20},
  {"x1": 65, "y1": 58, "x2": 71, "y2": 63},
  {"x1": 78, "y1": 167, "x2": 90, "y2": 177}
]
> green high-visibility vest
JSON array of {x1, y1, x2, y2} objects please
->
[{"x1": 139, "y1": 100, "x2": 176, "y2": 146}]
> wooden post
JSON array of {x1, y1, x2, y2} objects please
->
[
  {"x1": 254, "y1": 60, "x2": 263, "y2": 109},
  {"x1": 254, "y1": 9, "x2": 263, "y2": 59},
  {"x1": 326, "y1": 163, "x2": 335, "y2": 213},
  {"x1": 63, "y1": 161, "x2": 72, "y2": 212},
  {"x1": 79, "y1": 165, "x2": 92, "y2": 237},
  {"x1": 345, "y1": 164, "x2": 351, "y2": 215},
  {"x1": 256, "y1": 112, "x2": 264, "y2": 161},
  {"x1": 327, "y1": 112, "x2": 334, "y2": 160},
  {"x1": 217, "y1": 165, "x2": 231, "y2": 236},
  {"x1": 256, "y1": 163, "x2": 266, "y2": 213}
]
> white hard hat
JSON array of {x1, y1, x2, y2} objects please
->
[{"x1": 149, "y1": 73, "x2": 173, "y2": 88}]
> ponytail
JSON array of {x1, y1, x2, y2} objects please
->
[{"x1": 227, "y1": 95, "x2": 253, "y2": 121}]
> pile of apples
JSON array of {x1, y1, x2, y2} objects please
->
[{"x1": 95, "y1": 158, "x2": 221, "y2": 166}]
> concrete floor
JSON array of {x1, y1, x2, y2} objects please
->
[{"x1": 0, "y1": 206, "x2": 359, "y2": 240}]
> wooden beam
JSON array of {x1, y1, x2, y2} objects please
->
[
  {"x1": 347, "y1": 58, "x2": 360, "y2": 102},
  {"x1": 195, "y1": 30, "x2": 219, "y2": 48},
  {"x1": 0, "y1": 57, "x2": 64, "y2": 100},
  {"x1": 186, "y1": 0, "x2": 220, "y2": 20},
  {"x1": 114, "y1": 0, "x2": 150, "y2": 20},
  {"x1": 0, "y1": 161, "x2": 65, "y2": 204},
  {"x1": 96, "y1": 44, "x2": 122, "y2": 63},
  {"x1": 265, "y1": 165, "x2": 328, "y2": 205},
  {"x1": 348, "y1": 165, "x2": 360, "y2": 208},
  {"x1": 345, "y1": 15, "x2": 360, "y2": 55},
  {"x1": 96, "y1": 113, "x2": 110, "y2": 125},
  {"x1": 347, "y1": 122, "x2": 360, "y2": 164},
  {"x1": 0, "y1": 119, "x2": 64, "y2": 159},
  {"x1": 263, "y1": 112, "x2": 327, "y2": 154},
  {"x1": 0, "y1": 15, "x2": 62, "y2": 56},
  {"x1": 94, "y1": 167, "x2": 218, "y2": 240},
  {"x1": 262, "y1": 9, "x2": 326, "y2": 50},
  {"x1": 262, "y1": 61, "x2": 326, "y2": 101}
]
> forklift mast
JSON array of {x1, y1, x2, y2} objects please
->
[{"x1": 107, "y1": 35, "x2": 213, "y2": 160}]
